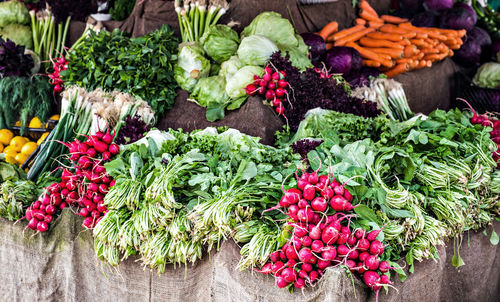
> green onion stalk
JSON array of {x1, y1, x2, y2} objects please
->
[{"x1": 176, "y1": 0, "x2": 228, "y2": 42}]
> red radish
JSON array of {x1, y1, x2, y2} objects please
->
[
  {"x1": 357, "y1": 262, "x2": 366, "y2": 274},
  {"x1": 61, "y1": 169, "x2": 73, "y2": 181},
  {"x1": 80, "y1": 208, "x2": 89, "y2": 217},
  {"x1": 297, "y1": 208, "x2": 314, "y2": 223},
  {"x1": 302, "y1": 263, "x2": 313, "y2": 272},
  {"x1": 311, "y1": 240, "x2": 324, "y2": 253},
  {"x1": 321, "y1": 187, "x2": 334, "y2": 200},
  {"x1": 364, "y1": 255, "x2": 380, "y2": 271},
  {"x1": 367, "y1": 229, "x2": 382, "y2": 241},
  {"x1": 288, "y1": 205, "x2": 299, "y2": 217},
  {"x1": 369, "y1": 240, "x2": 385, "y2": 255},
  {"x1": 60, "y1": 188, "x2": 69, "y2": 198},
  {"x1": 255, "y1": 263, "x2": 272, "y2": 274},
  {"x1": 272, "y1": 72, "x2": 280, "y2": 81},
  {"x1": 285, "y1": 246, "x2": 299, "y2": 260},
  {"x1": 344, "y1": 190, "x2": 353, "y2": 202},
  {"x1": 330, "y1": 195, "x2": 348, "y2": 211},
  {"x1": 311, "y1": 213, "x2": 321, "y2": 225},
  {"x1": 59, "y1": 203, "x2": 68, "y2": 210},
  {"x1": 51, "y1": 194, "x2": 62, "y2": 206},
  {"x1": 102, "y1": 175, "x2": 113, "y2": 184},
  {"x1": 346, "y1": 259, "x2": 357, "y2": 271},
  {"x1": 88, "y1": 183, "x2": 98, "y2": 192},
  {"x1": 337, "y1": 245, "x2": 350, "y2": 257},
  {"x1": 98, "y1": 184, "x2": 109, "y2": 194},
  {"x1": 380, "y1": 275, "x2": 392, "y2": 284},
  {"x1": 272, "y1": 261, "x2": 285, "y2": 274},
  {"x1": 297, "y1": 179, "x2": 308, "y2": 190},
  {"x1": 358, "y1": 238, "x2": 370, "y2": 251},
  {"x1": 33, "y1": 211, "x2": 45, "y2": 221},
  {"x1": 294, "y1": 225, "x2": 308, "y2": 238},
  {"x1": 281, "y1": 267, "x2": 297, "y2": 283},
  {"x1": 301, "y1": 236, "x2": 312, "y2": 247},
  {"x1": 37, "y1": 221, "x2": 48, "y2": 232},
  {"x1": 263, "y1": 73, "x2": 271, "y2": 82},
  {"x1": 298, "y1": 248, "x2": 315, "y2": 264},
  {"x1": 44, "y1": 215, "x2": 53, "y2": 223},
  {"x1": 321, "y1": 225, "x2": 340, "y2": 244},
  {"x1": 309, "y1": 225, "x2": 322, "y2": 240},
  {"x1": 330, "y1": 180, "x2": 340, "y2": 188},
  {"x1": 70, "y1": 153, "x2": 80, "y2": 161},
  {"x1": 109, "y1": 180, "x2": 116, "y2": 187},
  {"x1": 294, "y1": 278, "x2": 305, "y2": 289},
  {"x1": 42, "y1": 195, "x2": 50, "y2": 205},
  {"x1": 26, "y1": 208, "x2": 33, "y2": 221},
  {"x1": 275, "y1": 87, "x2": 286, "y2": 98},
  {"x1": 108, "y1": 144, "x2": 119, "y2": 155},
  {"x1": 341, "y1": 226, "x2": 351, "y2": 234},
  {"x1": 321, "y1": 246, "x2": 337, "y2": 261},
  {"x1": 347, "y1": 249, "x2": 359, "y2": 260},
  {"x1": 66, "y1": 181, "x2": 76, "y2": 191},
  {"x1": 363, "y1": 271, "x2": 381, "y2": 290},
  {"x1": 308, "y1": 172, "x2": 319, "y2": 185},
  {"x1": 317, "y1": 259, "x2": 331, "y2": 270},
  {"x1": 40, "y1": 205, "x2": 46, "y2": 212},
  {"x1": 265, "y1": 89, "x2": 275, "y2": 100},
  {"x1": 270, "y1": 251, "x2": 280, "y2": 263},
  {"x1": 333, "y1": 185, "x2": 345, "y2": 196},
  {"x1": 298, "y1": 270, "x2": 308, "y2": 279},
  {"x1": 91, "y1": 210, "x2": 100, "y2": 219},
  {"x1": 311, "y1": 197, "x2": 327, "y2": 212},
  {"x1": 309, "y1": 271, "x2": 319, "y2": 283},
  {"x1": 82, "y1": 217, "x2": 94, "y2": 229},
  {"x1": 245, "y1": 84, "x2": 257, "y2": 96},
  {"x1": 278, "y1": 79, "x2": 288, "y2": 88},
  {"x1": 276, "y1": 276, "x2": 289, "y2": 288},
  {"x1": 102, "y1": 151, "x2": 112, "y2": 161},
  {"x1": 297, "y1": 199, "x2": 309, "y2": 209},
  {"x1": 279, "y1": 250, "x2": 286, "y2": 261},
  {"x1": 267, "y1": 81, "x2": 276, "y2": 90},
  {"x1": 378, "y1": 261, "x2": 391, "y2": 273},
  {"x1": 285, "y1": 188, "x2": 302, "y2": 203},
  {"x1": 93, "y1": 140, "x2": 108, "y2": 153},
  {"x1": 45, "y1": 204, "x2": 56, "y2": 215},
  {"x1": 354, "y1": 229, "x2": 366, "y2": 239},
  {"x1": 359, "y1": 252, "x2": 370, "y2": 262},
  {"x1": 28, "y1": 218, "x2": 38, "y2": 230},
  {"x1": 303, "y1": 185, "x2": 316, "y2": 201},
  {"x1": 33, "y1": 200, "x2": 41, "y2": 210},
  {"x1": 272, "y1": 99, "x2": 282, "y2": 107}
]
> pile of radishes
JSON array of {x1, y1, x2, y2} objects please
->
[
  {"x1": 257, "y1": 171, "x2": 395, "y2": 297},
  {"x1": 24, "y1": 129, "x2": 119, "y2": 233},
  {"x1": 462, "y1": 99, "x2": 500, "y2": 169},
  {"x1": 245, "y1": 66, "x2": 289, "y2": 115},
  {"x1": 48, "y1": 56, "x2": 67, "y2": 93}
]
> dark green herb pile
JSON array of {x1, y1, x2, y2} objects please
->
[{"x1": 61, "y1": 25, "x2": 179, "y2": 118}]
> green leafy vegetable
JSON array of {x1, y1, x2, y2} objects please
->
[
  {"x1": 225, "y1": 65, "x2": 264, "y2": 99},
  {"x1": 190, "y1": 75, "x2": 229, "y2": 121},
  {"x1": 473, "y1": 62, "x2": 500, "y2": 88},
  {"x1": 0, "y1": 0, "x2": 30, "y2": 28},
  {"x1": 237, "y1": 35, "x2": 278, "y2": 66},
  {"x1": 110, "y1": 0, "x2": 135, "y2": 21},
  {"x1": 201, "y1": 24, "x2": 239, "y2": 63},
  {"x1": 219, "y1": 55, "x2": 243, "y2": 77},
  {"x1": 174, "y1": 42, "x2": 211, "y2": 92},
  {"x1": 0, "y1": 24, "x2": 32, "y2": 49}
]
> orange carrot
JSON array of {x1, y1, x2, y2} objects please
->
[
  {"x1": 360, "y1": 0, "x2": 379, "y2": 16},
  {"x1": 385, "y1": 63, "x2": 408, "y2": 78},
  {"x1": 396, "y1": 58, "x2": 413, "y2": 64},
  {"x1": 319, "y1": 21, "x2": 339, "y2": 40},
  {"x1": 409, "y1": 60, "x2": 419, "y2": 70},
  {"x1": 420, "y1": 48, "x2": 440, "y2": 54},
  {"x1": 326, "y1": 42, "x2": 334, "y2": 50},
  {"x1": 354, "y1": 18, "x2": 367, "y2": 26},
  {"x1": 380, "y1": 24, "x2": 409, "y2": 35},
  {"x1": 426, "y1": 60, "x2": 432, "y2": 67},
  {"x1": 404, "y1": 45, "x2": 418, "y2": 57},
  {"x1": 448, "y1": 49, "x2": 454, "y2": 56},
  {"x1": 360, "y1": 10, "x2": 383, "y2": 22},
  {"x1": 368, "y1": 47, "x2": 404, "y2": 58},
  {"x1": 423, "y1": 53, "x2": 447, "y2": 61},
  {"x1": 366, "y1": 32, "x2": 403, "y2": 41},
  {"x1": 399, "y1": 39, "x2": 411, "y2": 46},
  {"x1": 381, "y1": 15, "x2": 408, "y2": 24},
  {"x1": 329, "y1": 24, "x2": 365, "y2": 41},
  {"x1": 334, "y1": 28, "x2": 375, "y2": 46},
  {"x1": 362, "y1": 60, "x2": 381, "y2": 67},
  {"x1": 359, "y1": 37, "x2": 404, "y2": 49},
  {"x1": 418, "y1": 60, "x2": 427, "y2": 69},
  {"x1": 409, "y1": 39, "x2": 427, "y2": 47},
  {"x1": 368, "y1": 21, "x2": 385, "y2": 28},
  {"x1": 415, "y1": 32, "x2": 428, "y2": 39},
  {"x1": 346, "y1": 42, "x2": 394, "y2": 67}
]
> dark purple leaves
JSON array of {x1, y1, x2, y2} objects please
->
[
  {"x1": 0, "y1": 38, "x2": 34, "y2": 77},
  {"x1": 115, "y1": 115, "x2": 152, "y2": 145}
]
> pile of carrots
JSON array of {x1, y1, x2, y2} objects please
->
[{"x1": 318, "y1": 1, "x2": 466, "y2": 78}]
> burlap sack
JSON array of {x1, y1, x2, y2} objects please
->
[{"x1": 1, "y1": 211, "x2": 499, "y2": 302}]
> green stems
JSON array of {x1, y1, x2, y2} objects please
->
[{"x1": 177, "y1": 1, "x2": 228, "y2": 42}]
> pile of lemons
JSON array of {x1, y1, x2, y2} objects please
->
[{"x1": 0, "y1": 115, "x2": 59, "y2": 167}]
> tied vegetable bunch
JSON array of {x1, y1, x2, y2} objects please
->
[
  {"x1": 175, "y1": 0, "x2": 229, "y2": 43},
  {"x1": 257, "y1": 168, "x2": 398, "y2": 299},
  {"x1": 24, "y1": 128, "x2": 119, "y2": 233},
  {"x1": 245, "y1": 65, "x2": 289, "y2": 115}
]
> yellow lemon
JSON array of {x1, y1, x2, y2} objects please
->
[
  {"x1": 5, "y1": 155, "x2": 17, "y2": 165},
  {"x1": 0, "y1": 129, "x2": 14, "y2": 145},
  {"x1": 0, "y1": 144, "x2": 3, "y2": 153},
  {"x1": 21, "y1": 142, "x2": 38, "y2": 155},
  {"x1": 14, "y1": 120, "x2": 21, "y2": 127},
  {"x1": 3, "y1": 145, "x2": 17, "y2": 157},
  {"x1": 29, "y1": 117, "x2": 43, "y2": 128},
  {"x1": 49, "y1": 114, "x2": 60, "y2": 121},
  {"x1": 15, "y1": 153, "x2": 28, "y2": 165},
  {"x1": 37, "y1": 132, "x2": 49, "y2": 145},
  {"x1": 10, "y1": 136, "x2": 27, "y2": 152}
]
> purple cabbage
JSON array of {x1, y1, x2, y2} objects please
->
[
  {"x1": 453, "y1": 39, "x2": 482, "y2": 67},
  {"x1": 468, "y1": 27, "x2": 492, "y2": 47},
  {"x1": 454, "y1": 2, "x2": 477, "y2": 25},
  {"x1": 423, "y1": 0, "x2": 454, "y2": 13},
  {"x1": 325, "y1": 47, "x2": 362, "y2": 75},
  {"x1": 411, "y1": 11, "x2": 438, "y2": 27},
  {"x1": 300, "y1": 32, "x2": 326, "y2": 62},
  {"x1": 439, "y1": 6, "x2": 477, "y2": 31}
]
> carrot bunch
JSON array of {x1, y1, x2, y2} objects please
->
[{"x1": 318, "y1": 0, "x2": 466, "y2": 78}]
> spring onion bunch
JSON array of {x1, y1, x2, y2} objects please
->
[
  {"x1": 175, "y1": 0, "x2": 229, "y2": 42},
  {"x1": 30, "y1": 10, "x2": 71, "y2": 71}
]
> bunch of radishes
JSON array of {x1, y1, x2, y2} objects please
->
[
  {"x1": 49, "y1": 57, "x2": 67, "y2": 93},
  {"x1": 462, "y1": 99, "x2": 500, "y2": 169},
  {"x1": 257, "y1": 171, "x2": 394, "y2": 297},
  {"x1": 245, "y1": 66, "x2": 288, "y2": 115},
  {"x1": 24, "y1": 129, "x2": 119, "y2": 233}
]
